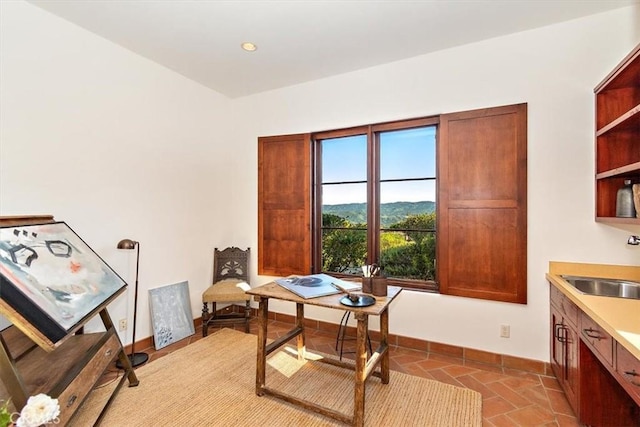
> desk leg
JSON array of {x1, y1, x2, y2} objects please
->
[
  {"x1": 296, "y1": 302, "x2": 305, "y2": 361},
  {"x1": 353, "y1": 312, "x2": 368, "y2": 427},
  {"x1": 255, "y1": 296, "x2": 269, "y2": 396},
  {"x1": 380, "y1": 308, "x2": 390, "y2": 384}
]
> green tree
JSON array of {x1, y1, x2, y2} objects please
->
[
  {"x1": 322, "y1": 214, "x2": 366, "y2": 273},
  {"x1": 381, "y1": 213, "x2": 436, "y2": 280},
  {"x1": 321, "y1": 212, "x2": 436, "y2": 280}
]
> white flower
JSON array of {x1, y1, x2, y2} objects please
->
[{"x1": 15, "y1": 394, "x2": 59, "y2": 427}]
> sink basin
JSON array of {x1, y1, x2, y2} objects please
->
[{"x1": 561, "y1": 275, "x2": 640, "y2": 300}]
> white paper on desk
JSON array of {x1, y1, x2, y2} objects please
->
[{"x1": 274, "y1": 274, "x2": 360, "y2": 299}]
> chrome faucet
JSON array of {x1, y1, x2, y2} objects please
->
[{"x1": 627, "y1": 235, "x2": 640, "y2": 245}]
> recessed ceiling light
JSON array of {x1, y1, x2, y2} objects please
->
[{"x1": 241, "y1": 42, "x2": 257, "y2": 52}]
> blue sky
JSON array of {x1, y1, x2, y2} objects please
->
[{"x1": 322, "y1": 126, "x2": 436, "y2": 205}]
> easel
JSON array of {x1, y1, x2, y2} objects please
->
[{"x1": 0, "y1": 215, "x2": 138, "y2": 425}]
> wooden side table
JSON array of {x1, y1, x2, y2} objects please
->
[{"x1": 246, "y1": 282, "x2": 402, "y2": 427}]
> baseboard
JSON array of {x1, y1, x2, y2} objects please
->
[
  {"x1": 131, "y1": 304, "x2": 552, "y2": 376},
  {"x1": 265, "y1": 308, "x2": 553, "y2": 377}
]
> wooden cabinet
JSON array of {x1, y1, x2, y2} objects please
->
[
  {"x1": 580, "y1": 311, "x2": 614, "y2": 367},
  {"x1": 616, "y1": 342, "x2": 640, "y2": 405},
  {"x1": 549, "y1": 282, "x2": 640, "y2": 425},
  {"x1": 595, "y1": 43, "x2": 640, "y2": 223},
  {"x1": 579, "y1": 339, "x2": 640, "y2": 426},
  {"x1": 550, "y1": 285, "x2": 579, "y2": 410}
]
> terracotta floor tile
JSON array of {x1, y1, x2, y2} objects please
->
[
  {"x1": 427, "y1": 367, "x2": 467, "y2": 388},
  {"x1": 505, "y1": 405, "x2": 556, "y2": 425},
  {"x1": 487, "y1": 413, "x2": 521, "y2": 427},
  {"x1": 441, "y1": 363, "x2": 481, "y2": 378},
  {"x1": 486, "y1": 381, "x2": 534, "y2": 408},
  {"x1": 390, "y1": 351, "x2": 430, "y2": 366},
  {"x1": 403, "y1": 363, "x2": 434, "y2": 378},
  {"x1": 465, "y1": 359, "x2": 506, "y2": 373},
  {"x1": 471, "y1": 369, "x2": 509, "y2": 385},
  {"x1": 541, "y1": 375, "x2": 563, "y2": 391},
  {"x1": 519, "y1": 384, "x2": 553, "y2": 412},
  {"x1": 501, "y1": 374, "x2": 541, "y2": 391},
  {"x1": 482, "y1": 395, "x2": 517, "y2": 418},
  {"x1": 546, "y1": 388, "x2": 575, "y2": 416},
  {"x1": 555, "y1": 413, "x2": 582, "y2": 427},
  {"x1": 456, "y1": 373, "x2": 498, "y2": 399},
  {"x1": 117, "y1": 321, "x2": 579, "y2": 427},
  {"x1": 415, "y1": 357, "x2": 455, "y2": 371},
  {"x1": 429, "y1": 352, "x2": 465, "y2": 365}
]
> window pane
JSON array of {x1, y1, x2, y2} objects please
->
[
  {"x1": 322, "y1": 135, "x2": 367, "y2": 182},
  {"x1": 322, "y1": 183, "x2": 367, "y2": 276},
  {"x1": 380, "y1": 230, "x2": 435, "y2": 281},
  {"x1": 321, "y1": 228, "x2": 367, "y2": 275},
  {"x1": 323, "y1": 182, "x2": 367, "y2": 214},
  {"x1": 380, "y1": 179, "x2": 435, "y2": 207},
  {"x1": 380, "y1": 127, "x2": 436, "y2": 180}
]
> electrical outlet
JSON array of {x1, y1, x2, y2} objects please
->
[
  {"x1": 500, "y1": 324, "x2": 510, "y2": 338},
  {"x1": 119, "y1": 319, "x2": 127, "y2": 331}
]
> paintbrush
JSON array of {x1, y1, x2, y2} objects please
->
[{"x1": 331, "y1": 282, "x2": 360, "y2": 303}]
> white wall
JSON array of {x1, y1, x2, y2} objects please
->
[
  {"x1": 230, "y1": 6, "x2": 640, "y2": 362},
  {"x1": 2, "y1": 1, "x2": 639, "y2": 363},
  {"x1": 0, "y1": 1, "x2": 240, "y2": 344}
]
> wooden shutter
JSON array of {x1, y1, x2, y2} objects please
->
[
  {"x1": 438, "y1": 103, "x2": 527, "y2": 303},
  {"x1": 258, "y1": 133, "x2": 312, "y2": 276}
]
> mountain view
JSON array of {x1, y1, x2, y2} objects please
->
[{"x1": 323, "y1": 201, "x2": 435, "y2": 227}]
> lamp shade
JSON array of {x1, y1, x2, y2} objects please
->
[{"x1": 117, "y1": 239, "x2": 137, "y2": 250}]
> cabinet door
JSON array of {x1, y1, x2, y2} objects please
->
[
  {"x1": 565, "y1": 321, "x2": 579, "y2": 410},
  {"x1": 550, "y1": 304, "x2": 565, "y2": 379},
  {"x1": 550, "y1": 302, "x2": 578, "y2": 411}
]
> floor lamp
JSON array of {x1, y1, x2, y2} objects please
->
[{"x1": 116, "y1": 238, "x2": 149, "y2": 368}]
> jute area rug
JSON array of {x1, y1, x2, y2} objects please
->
[{"x1": 71, "y1": 328, "x2": 482, "y2": 426}]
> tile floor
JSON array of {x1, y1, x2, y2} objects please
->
[{"x1": 111, "y1": 319, "x2": 580, "y2": 427}]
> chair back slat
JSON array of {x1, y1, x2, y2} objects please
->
[{"x1": 213, "y1": 247, "x2": 249, "y2": 283}]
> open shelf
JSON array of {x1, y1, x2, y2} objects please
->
[
  {"x1": 596, "y1": 161, "x2": 640, "y2": 180},
  {"x1": 596, "y1": 104, "x2": 640, "y2": 136},
  {"x1": 594, "y1": 43, "x2": 640, "y2": 224}
]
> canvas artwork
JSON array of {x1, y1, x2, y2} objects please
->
[
  {"x1": 149, "y1": 281, "x2": 194, "y2": 350},
  {"x1": 275, "y1": 273, "x2": 361, "y2": 299},
  {"x1": 0, "y1": 222, "x2": 127, "y2": 343}
]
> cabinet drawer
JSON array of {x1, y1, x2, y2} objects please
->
[
  {"x1": 616, "y1": 342, "x2": 640, "y2": 405},
  {"x1": 550, "y1": 285, "x2": 579, "y2": 327},
  {"x1": 56, "y1": 332, "x2": 120, "y2": 425},
  {"x1": 580, "y1": 312, "x2": 613, "y2": 366}
]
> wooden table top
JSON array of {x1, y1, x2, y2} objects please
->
[{"x1": 247, "y1": 281, "x2": 402, "y2": 315}]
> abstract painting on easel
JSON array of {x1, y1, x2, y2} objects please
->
[{"x1": 0, "y1": 222, "x2": 127, "y2": 343}]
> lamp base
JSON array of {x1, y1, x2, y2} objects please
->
[{"x1": 116, "y1": 352, "x2": 149, "y2": 369}]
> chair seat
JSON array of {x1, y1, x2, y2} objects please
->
[{"x1": 203, "y1": 279, "x2": 251, "y2": 303}]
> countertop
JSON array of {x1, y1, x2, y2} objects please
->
[{"x1": 547, "y1": 261, "x2": 640, "y2": 360}]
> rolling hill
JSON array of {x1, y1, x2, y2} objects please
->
[{"x1": 323, "y1": 201, "x2": 435, "y2": 227}]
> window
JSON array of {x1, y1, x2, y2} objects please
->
[
  {"x1": 258, "y1": 103, "x2": 527, "y2": 303},
  {"x1": 313, "y1": 118, "x2": 438, "y2": 291}
]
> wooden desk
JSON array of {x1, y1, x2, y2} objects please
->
[{"x1": 246, "y1": 282, "x2": 402, "y2": 427}]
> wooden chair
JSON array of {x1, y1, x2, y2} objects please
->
[{"x1": 201, "y1": 247, "x2": 251, "y2": 337}]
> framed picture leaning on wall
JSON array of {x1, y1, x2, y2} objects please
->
[{"x1": 0, "y1": 221, "x2": 127, "y2": 347}]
